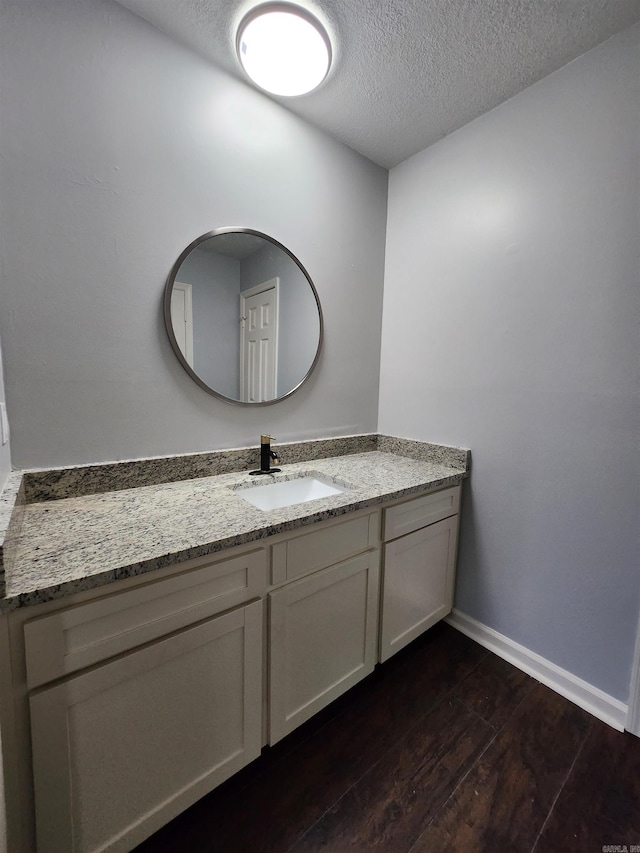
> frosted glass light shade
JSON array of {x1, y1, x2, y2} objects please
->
[{"x1": 237, "y1": 4, "x2": 331, "y2": 97}]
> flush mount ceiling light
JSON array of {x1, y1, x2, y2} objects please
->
[{"x1": 236, "y1": 3, "x2": 332, "y2": 97}]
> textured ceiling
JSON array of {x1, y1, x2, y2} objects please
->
[{"x1": 115, "y1": 0, "x2": 640, "y2": 168}]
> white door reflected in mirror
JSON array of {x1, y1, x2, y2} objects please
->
[
  {"x1": 240, "y1": 278, "x2": 278, "y2": 403},
  {"x1": 170, "y1": 282, "x2": 194, "y2": 368}
]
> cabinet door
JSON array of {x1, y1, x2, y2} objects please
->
[
  {"x1": 30, "y1": 600, "x2": 263, "y2": 853},
  {"x1": 380, "y1": 515, "x2": 459, "y2": 663},
  {"x1": 269, "y1": 551, "x2": 379, "y2": 744}
]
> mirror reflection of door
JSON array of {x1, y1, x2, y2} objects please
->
[
  {"x1": 170, "y1": 282, "x2": 194, "y2": 367},
  {"x1": 240, "y1": 278, "x2": 279, "y2": 402}
]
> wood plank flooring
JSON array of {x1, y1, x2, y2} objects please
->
[{"x1": 135, "y1": 623, "x2": 640, "y2": 853}]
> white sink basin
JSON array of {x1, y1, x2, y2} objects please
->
[{"x1": 237, "y1": 476, "x2": 346, "y2": 511}]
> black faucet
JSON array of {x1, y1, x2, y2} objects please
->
[{"x1": 250, "y1": 434, "x2": 281, "y2": 475}]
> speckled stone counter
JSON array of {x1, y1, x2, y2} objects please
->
[{"x1": 0, "y1": 436, "x2": 469, "y2": 612}]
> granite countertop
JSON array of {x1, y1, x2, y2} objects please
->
[{"x1": 0, "y1": 438, "x2": 469, "y2": 612}]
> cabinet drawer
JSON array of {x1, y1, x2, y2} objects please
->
[
  {"x1": 271, "y1": 511, "x2": 379, "y2": 584},
  {"x1": 383, "y1": 486, "x2": 460, "y2": 542},
  {"x1": 24, "y1": 547, "x2": 267, "y2": 689}
]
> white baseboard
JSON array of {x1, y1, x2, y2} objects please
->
[{"x1": 445, "y1": 608, "x2": 628, "y2": 732}]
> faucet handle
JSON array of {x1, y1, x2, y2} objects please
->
[{"x1": 261, "y1": 434, "x2": 275, "y2": 443}]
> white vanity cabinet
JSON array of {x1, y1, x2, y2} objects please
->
[
  {"x1": 268, "y1": 509, "x2": 380, "y2": 743},
  {"x1": 4, "y1": 482, "x2": 463, "y2": 852},
  {"x1": 379, "y1": 486, "x2": 461, "y2": 662},
  {"x1": 23, "y1": 548, "x2": 266, "y2": 853}
]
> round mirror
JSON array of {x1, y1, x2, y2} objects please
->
[{"x1": 164, "y1": 228, "x2": 323, "y2": 405}]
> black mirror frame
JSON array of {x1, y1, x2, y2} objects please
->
[{"x1": 163, "y1": 227, "x2": 324, "y2": 406}]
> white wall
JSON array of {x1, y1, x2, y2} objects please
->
[
  {"x1": 379, "y1": 24, "x2": 640, "y2": 701},
  {"x1": 178, "y1": 249, "x2": 241, "y2": 399},
  {"x1": 0, "y1": 0, "x2": 387, "y2": 469}
]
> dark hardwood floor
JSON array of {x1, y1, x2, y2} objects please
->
[{"x1": 135, "y1": 623, "x2": 640, "y2": 853}]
